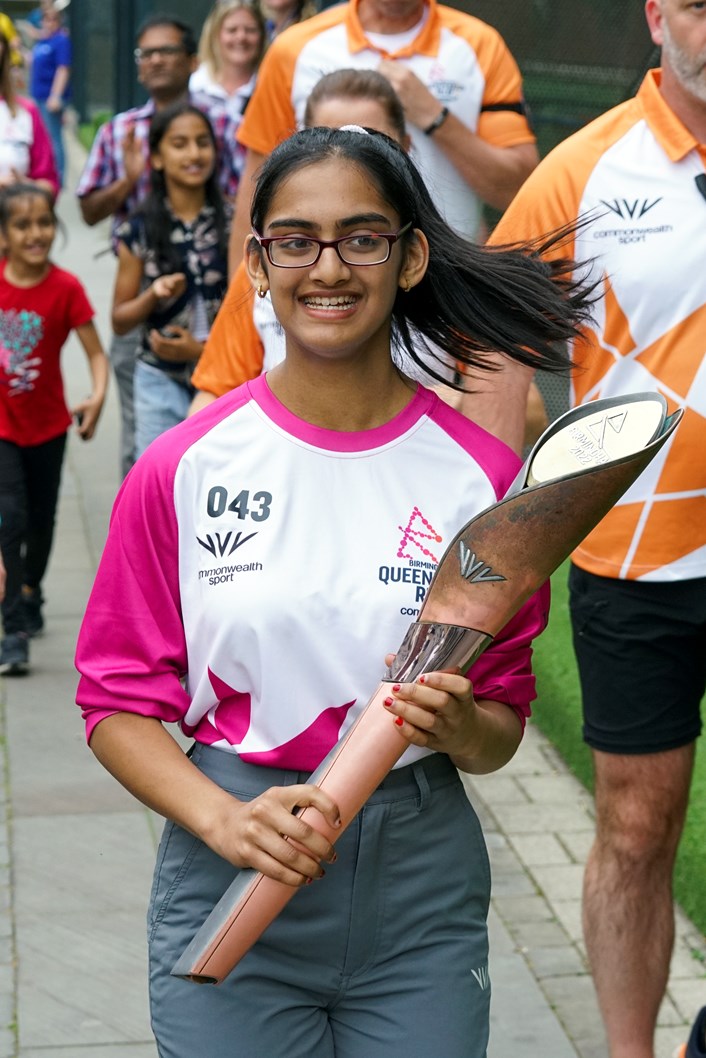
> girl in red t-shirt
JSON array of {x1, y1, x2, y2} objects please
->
[{"x1": 0, "y1": 183, "x2": 109, "y2": 675}]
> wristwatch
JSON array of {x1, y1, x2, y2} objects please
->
[{"x1": 423, "y1": 106, "x2": 449, "y2": 136}]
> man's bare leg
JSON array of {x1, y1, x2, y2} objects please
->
[{"x1": 583, "y1": 744, "x2": 695, "y2": 1058}]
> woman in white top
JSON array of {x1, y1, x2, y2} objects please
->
[
  {"x1": 190, "y1": 0, "x2": 267, "y2": 123},
  {"x1": 0, "y1": 32, "x2": 58, "y2": 197}
]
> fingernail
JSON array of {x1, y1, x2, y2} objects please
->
[
  {"x1": 384, "y1": 696, "x2": 394, "y2": 707},
  {"x1": 306, "y1": 878, "x2": 313, "y2": 885},
  {"x1": 330, "y1": 852, "x2": 337, "y2": 863},
  {"x1": 394, "y1": 716, "x2": 404, "y2": 726},
  {"x1": 392, "y1": 684, "x2": 401, "y2": 692},
  {"x1": 418, "y1": 675, "x2": 426, "y2": 684}
]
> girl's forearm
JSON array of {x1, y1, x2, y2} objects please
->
[
  {"x1": 49, "y1": 65, "x2": 70, "y2": 103},
  {"x1": 88, "y1": 351, "x2": 109, "y2": 400},
  {"x1": 90, "y1": 713, "x2": 240, "y2": 846},
  {"x1": 112, "y1": 285, "x2": 159, "y2": 334},
  {"x1": 450, "y1": 698, "x2": 523, "y2": 775},
  {"x1": 75, "y1": 322, "x2": 110, "y2": 398}
]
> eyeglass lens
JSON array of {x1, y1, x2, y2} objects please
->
[{"x1": 134, "y1": 46, "x2": 185, "y2": 62}]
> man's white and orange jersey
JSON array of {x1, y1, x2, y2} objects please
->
[
  {"x1": 237, "y1": 0, "x2": 534, "y2": 238},
  {"x1": 491, "y1": 71, "x2": 706, "y2": 583}
]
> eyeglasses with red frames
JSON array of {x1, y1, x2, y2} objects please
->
[{"x1": 251, "y1": 222, "x2": 412, "y2": 268}]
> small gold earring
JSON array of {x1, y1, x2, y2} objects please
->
[
  {"x1": 256, "y1": 285, "x2": 267, "y2": 299},
  {"x1": 400, "y1": 279, "x2": 410, "y2": 293}
]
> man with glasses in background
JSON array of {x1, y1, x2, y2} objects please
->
[{"x1": 76, "y1": 15, "x2": 241, "y2": 478}]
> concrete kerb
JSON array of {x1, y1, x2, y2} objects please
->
[{"x1": 0, "y1": 683, "x2": 18, "y2": 1058}]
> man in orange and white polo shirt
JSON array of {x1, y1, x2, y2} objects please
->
[
  {"x1": 490, "y1": 3, "x2": 706, "y2": 1055},
  {"x1": 227, "y1": 0, "x2": 537, "y2": 272}
]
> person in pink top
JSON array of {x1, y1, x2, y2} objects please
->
[
  {"x1": 0, "y1": 32, "x2": 59, "y2": 197},
  {"x1": 76, "y1": 126, "x2": 593, "y2": 1058}
]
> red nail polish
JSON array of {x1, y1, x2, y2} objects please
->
[
  {"x1": 394, "y1": 716, "x2": 404, "y2": 726},
  {"x1": 384, "y1": 696, "x2": 394, "y2": 706},
  {"x1": 418, "y1": 675, "x2": 426, "y2": 684},
  {"x1": 392, "y1": 684, "x2": 401, "y2": 692}
]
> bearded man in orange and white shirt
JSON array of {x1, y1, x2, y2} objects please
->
[{"x1": 488, "y1": 3, "x2": 706, "y2": 1056}]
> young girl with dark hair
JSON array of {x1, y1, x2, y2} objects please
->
[
  {"x1": 78, "y1": 126, "x2": 594, "y2": 1058},
  {"x1": 112, "y1": 102, "x2": 228, "y2": 457},
  {"x1": 0, "y1": 184, "x2": 107, "y2": 674}
]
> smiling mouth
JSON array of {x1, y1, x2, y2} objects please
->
[{"x1": 302, "y1": 295, "x2": 358, "y2": 308}]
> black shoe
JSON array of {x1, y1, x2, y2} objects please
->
[
  {"x1": 0, "y1": 633, "x2": 29, "y2": 675},
  {"x1": 21, "y1": 586, "x2": 44, "y2": 637}
]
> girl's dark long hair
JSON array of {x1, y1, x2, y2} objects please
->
[
  {"x1": 250, "y1": 127, "x2": 598, "y2": 385},
  {"x1": 136, "y1": 103, "x2": 227, "y2": 273}
]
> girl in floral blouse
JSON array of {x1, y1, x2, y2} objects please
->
[{"x1": 112, "y1": 102, "x2": 228, "y2": 457}]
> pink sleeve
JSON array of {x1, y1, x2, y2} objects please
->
[
  {"x1": 467, "y1": 579, "x2": 550, "y2": 729},
  {"x1": 75, "y1": 450, "x2": 191, "y2": 743},
  {"x1": 23, "y1": 98, "x2": 60, "y2": 196}
]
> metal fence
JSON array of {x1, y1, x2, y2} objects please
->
[
  {"x1": 71, "y1": 0, "x2": 657, "y2": 135},
  {"x1": 469, "y1": 0, "x2": 656, "y2": 156},
  {"x1": 465, "y1": 0, "x2": 658, "y2": 424}
]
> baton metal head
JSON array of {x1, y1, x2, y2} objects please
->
[{"x1": 416, "y1": 392, "x2": 683, "y2": 649}]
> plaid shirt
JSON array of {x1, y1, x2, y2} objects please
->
[{"x1": 76, "y1": 91, "x2": 242, "y2": 249}]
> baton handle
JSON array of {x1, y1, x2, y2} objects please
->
[{"x1": 171, "y1": 681, "x2": 407, "y2": 984}]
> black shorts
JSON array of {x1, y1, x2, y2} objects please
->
[{"x1": 568, "y1": 564, "x2": 706, "y2": 755}]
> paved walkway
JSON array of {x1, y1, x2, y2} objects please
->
[{"x1": 0, "y1": 138, "x2": 704, "y2": 1057}]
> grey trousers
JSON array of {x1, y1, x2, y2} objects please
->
[
  {"x1": 148, "y1": 746, "x2": 492, "y2": 1058},
  {"x1": 109, "y1": 329, "x2": 140, "y2": 479}
]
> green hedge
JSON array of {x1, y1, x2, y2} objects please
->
[{"x1": 77, "y1": 111, "x2": 112, "y2": 154}]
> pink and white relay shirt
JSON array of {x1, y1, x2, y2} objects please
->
[{"x1": 76, "y1": 376, "x2": 548, "y2": 771}]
